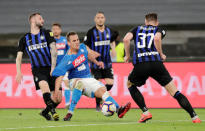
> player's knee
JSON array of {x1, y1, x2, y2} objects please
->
[
  {"x1": 74, "y1": 80, "x2": 84, "y2": 91},
  {"x1": 127, "y1": 80, "x2": 133, "y2": 88},
  {"x1": 102, "y1": 91, "x2": 110, "y2": 101}
]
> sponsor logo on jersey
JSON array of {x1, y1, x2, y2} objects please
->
[
  {"x1": 56, "y1": 43, "x2": 66, "y2": 49},
  {"x1": 28, "y1": 42, "x2": 47, "y2": 51},
  {"x1": 72, "y1": 54, "x2": 86, "y2": 67},
  {"x1": 94, "y1": 40, "x2": 110, "y2": 46},
  {"x1": 138, "y1": 51, "x2": 159, "y2": 57}
]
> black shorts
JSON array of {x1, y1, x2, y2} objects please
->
[
  {"x1": 128, "y1": 61, "x2": 172, "y2": 87},
  {"x1": 91, "y1": 68, "x2": 114, "y2": 80},
  {"x1": 32, "y1": 67, "x2": 56, "y2": 91}
]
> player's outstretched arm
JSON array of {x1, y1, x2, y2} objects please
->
[
  {"x1": 123, "y1": 32, "x2": 133, "y2": 63},
  {"x1": 85, "y1": 45, "x2": 100, "y2": 58},
  {"x1": 50, "y1": 42, "x2": 57, "y2": 75},
  {"x1": 16, "y1": 51, "x2": 23, "y2": 83},
  {"x1": 86, "y1": 46, "x2": 104, "y2": 69},
  {"x1": 154, "y1": 33, "x2": 166, "y2": 61}
]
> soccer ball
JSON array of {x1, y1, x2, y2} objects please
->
[{"x1": 101, "y1": 101, "x2": 116, "y2": 116}]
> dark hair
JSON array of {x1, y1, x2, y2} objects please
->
[
  {"x1": 145, "y1": 13, "x2": 158, "y2": 21},
  {"x1": 29, "y1": 12, "x2": 41, "y2": 22},
  {"x1": 66, "y1": 31, "x2": 77, "y2": 41},
  {"x1": 52, "y1": 23, "x2": 61, "y2": 28},
  {"x1": 96, "y1": 11, "x2": 105, "y2": 15}
]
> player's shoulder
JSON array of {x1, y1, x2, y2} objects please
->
[
  {"x1": 19, "y1": 33, "x2": 28, "y2": 42},
  {"x1": 80, "y1": 43, "x2": 86, "y2": 49},
  {"x1": 60, "y1": 36, "x2": 67, "y2": 41},
  {"x1": 87, "y1": 26, "x2": 96, "y2": 33},
  {"x1": 41, "y1": 28, "x2": 54, "y2": 36}
]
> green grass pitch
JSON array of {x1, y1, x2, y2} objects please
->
[{"x1": 0, "y1": 109, "x2": 204, "y2": 131}]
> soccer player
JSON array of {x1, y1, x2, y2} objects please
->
[
  {"x1": 52, "y1": 23, "x2": 71, "y2": 108},
  {"x1": 123, "y1": 13, "x2": 201, "y2": 123},
  {"x1": 84, "y1": 11, "x2": 118, "y2": 111},
  {"x1": 16, "y1": 13, "x2": 61, "y2": 121},
  {"x1": 52, "y1": 32, "x2": 131, "y2": 121}
]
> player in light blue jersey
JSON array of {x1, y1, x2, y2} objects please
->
[
  {"x1": 52, "y1": 32, "x2": 131, "y2": 121},
  {"x1": 52, "y1": 23, "x2": 71, "y2": 108}
]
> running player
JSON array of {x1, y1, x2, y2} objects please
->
[
  {"x1": 123, "y1": 13, "x2": 201, "y2": 123},
  {"x1": 52, "y1": 32, "x2": 131, "y2": 121},
  {"x1": 16, "y1": 13, "x2": 60, "y2": 121},
  {"x1": 52, "y1": 23, "x2": 71, "y2": 108},
  {"x1": 84, "y1": 11, "x2": 119, "y2": 111}
]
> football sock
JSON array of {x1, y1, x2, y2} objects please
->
[
  {"x1": 96, "y1": 97, "x2": 101, "y2": 107},
  {"x1": 105, "y1": 96, "x2": 120, "y2": 109},
  {"x1": 43, "y1": 92, "x2": 56, "y2": 114},
  {"x1": 128, "y1": 85, "x2": 148, "y2": 112},
  {"x1": 105, "y1": 84, "x2": 113, "y2": 91},
  {"x1": 64, "y1": 88, "x2": 71, "y2": 105},
  {"x1": 174, "y1": 91, "x2": 197, "y2": 118},
  {"x1": 69, "y1": 88, "x2": 82, "y2": 113}
]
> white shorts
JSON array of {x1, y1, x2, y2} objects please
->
[
  {"x1": 63, "y1": 72, "x2": 69, "y2": 80},
  {"x1": 69, "y1": 78, "x2": 105, "y2": 98}
]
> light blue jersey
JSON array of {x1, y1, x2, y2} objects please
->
[
  {"x1": 55, "y1": 36, "x2": 69, "y2": 64},
  {"x1": 52, "y1": 43, "x2": 91, "y2": 79}
]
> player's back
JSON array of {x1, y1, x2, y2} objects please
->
[{"x1": 131, "y1": 25, "x2": 165, "y2": 64}]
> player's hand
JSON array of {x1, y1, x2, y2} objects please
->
[
  {"x1": 124, "y1": 55, "x2": 130, "y2": 63},
  {"x1": 16, "y1": 73, "x2": 23, "y2": 84},
  {"x1": 97, "y1": 61, "x2": 104, "y2": 69},
  {"x1": 160, "y1": 53, "x2": 166, "y2": 61}
]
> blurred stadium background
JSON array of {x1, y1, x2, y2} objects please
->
[{"x1": 0, "y1": 0, "x2": 205, "y2": 62}]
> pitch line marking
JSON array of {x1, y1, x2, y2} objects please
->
[{"x1": 0, "y1": 120, "x2": 204, "y2": 130}]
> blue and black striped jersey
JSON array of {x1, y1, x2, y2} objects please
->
[
  {"x1": 130, "y1": 25, "x2": 166, "y2": 64},
  {"x1": 17, "y1": 28, "x2": 56, "y2": 68},
  {"x1": 84, "y1": 26, "x2": 118, "y2": 69}
]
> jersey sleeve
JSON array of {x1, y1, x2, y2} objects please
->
[
  {"x1": 52, "y1": 56, "x2": 73, "y2": 77},
  {"x1": 81, "y1": 43, "x2": 88, "y2": 57},
  {"x1": 157, "y1": 27, "x2": 166, "y2": 39},
  {"x1": 44, "y1": 29, "x2": 56, "y2": 45},
  {"x1": 17, "y1": 36, "x2": 26, "y2": 52},
  {"x1": 84, "y1": 29, "x2": 92, "y2": 48},
  {"x1": 129, "y1": 27, "x2": 137, "y2": 40},
  {"x1": 110, "y1": 29, "x2": 119, "y2": 43}
]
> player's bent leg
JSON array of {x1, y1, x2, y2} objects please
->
[
  {"x1": 39, "y1": 80, "x2": 59, "y2": 121},
  {"x1": 165, "y1": 80, "x2": 201, "y2": 123},
  {"x1": 97, "y1": 89, "x2": 131, "y2": 118},
  {"x1": 104, "y1": 78, "x2": 113, "y2": 91},
  {"x1": 95, "y1": 79, "x2": 104, "y2": 112},
  {"x1": 64, "y1": 80, "x2": 83, "y2": 121},
  {"x1": 127, "y1": 80, "x2": 152, "y2": 123}
]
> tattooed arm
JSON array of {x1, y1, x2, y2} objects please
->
[{"x1": 50, "y1": 42, "x2": 57, "y2": 75}]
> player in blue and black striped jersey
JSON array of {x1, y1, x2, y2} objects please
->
[
  {"x1": 52, "y1": 23, "x2": 71, "y2": 109},
  {"x1": 16, "y1": 13, "x2": 61, "y2": 121},
  {"x1": 123, "y1": 13, "x2": 201, "y2": 123},
  {"x1": 84, "y1": 11, "x2": 118, "y2": 111}
]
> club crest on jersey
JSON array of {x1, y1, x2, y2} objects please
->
[
  {"x1": 106, "y1": 33, "x2": 110, "y2": 39},
  {"x1": 72, "y1": 54, "x2": 86, "y2": 67},
  {"x1": 40, "y1": 35, "x2": 45, "y2": 40}
]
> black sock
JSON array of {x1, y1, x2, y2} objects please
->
[
  {"x1": 53, "y1": 102, "x2": 59, "y2": 108},
  {"x1": 174, "y1": 91, "x2": 197, "y2": 118},
  {"x1": 105, "y1": 84, "x2": 113, "y2": 91},
  {"x1": 43, "y1": 92, "x2": 55, "y2": 114},
  {"x1": 128, "y1": 85, "x2": 148, "y2": 112},
  {"x1": 95, "y1": 97, "x2": 101, "y2": 107}
]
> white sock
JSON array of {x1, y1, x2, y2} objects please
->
[{"x1": 143, "y1": 110, "x2": 150, "y2": 115}]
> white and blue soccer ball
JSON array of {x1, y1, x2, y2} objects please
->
[{"x1": 101, "y1": 101, "x2": 116, "y2": 116}]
